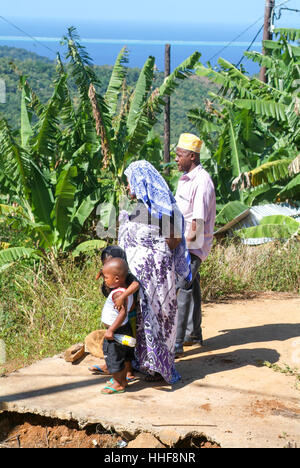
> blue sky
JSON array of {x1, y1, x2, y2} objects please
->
[{"x1": 1, "y1": 0, "x2": 300, "y2": 26}]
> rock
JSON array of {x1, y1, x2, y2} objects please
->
[
  {"x1": 64, "y1": 343, "x2": 85, "y2": 363},
  {"x1": 84, "y1": 330, "x2": 106, "y2": 358},
  {"x1": 157, "y1": 428, "x2": 181, "y2": 447},
  {"x1": 127, "y1": 433, "x2": 165, "y2": 449}
]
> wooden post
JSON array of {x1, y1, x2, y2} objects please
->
[
  {"x1": 259, "y1": 0, "x2": 275, "y2": 83},
  {"x1": 164, "y1": 44, "x2": 171, "y2": 174}
]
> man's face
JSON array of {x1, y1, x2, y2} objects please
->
[{"x1": 175, "y1": 148, "x2": 194, "y2": 173}]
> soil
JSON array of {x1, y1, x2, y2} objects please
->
[
  {"x1": 0, "y1": 412, "x2": 218, "y2": 448},
  {"x1": 0, "y1": 412, "x2": 121, "y2": 449}
]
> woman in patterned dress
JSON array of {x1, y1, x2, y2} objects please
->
[{"x1": 118, "y1": 161, "x2": 191, "y2": 384}]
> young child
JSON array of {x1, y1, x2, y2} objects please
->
[
  {"x1": 100, "y1": 257, "x2": 136, "y2": 395},
  {"x1": 89, "y1": 246, "x2": 139, "y2": 381},
  {"x1": 97, "y1": 246, "x2": 139, "y2": 328}
]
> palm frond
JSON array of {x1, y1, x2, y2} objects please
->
[
  {"x1": 105, "y1": 46, "x2": 128, "y2": 116},
  {"x1": 51, "y1": 163, "x2": 77, "y2": 241},
  {"x1": 127, "y1": 56, "x2": 155, "y2": 134},
  {"x1": 249, "y1": 159, "x2": 293, "y2": 187},
  {"x1": 234, "y1": 98, "x2": 288, "y2": 122},
  {"x1": 274, "y1": 28, "x2": 300, "y2": 43},
  {"x1": 32, "y1": 75, "x2": 67, "y2": 160},
  {"x1": 0, "y1": 116, "x2": 32, "y2": 198},
  {"x1": 0, "y1": 246, "x2": 42, "y2": 273},
  {"x1": 128, "y1": 51, "x2": 201, "y2": 154},
  {"x1": 288, "y1": 154, "x2": 300, "y2": 176}
]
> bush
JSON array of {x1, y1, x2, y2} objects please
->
[
  {"x1": 201, "y1": 239, "x2": 300, "y2": 300},
  {"x1": 0, "y1": 254, "x2": 105, "y2": 373}
]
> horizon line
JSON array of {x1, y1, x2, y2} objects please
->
[{"x1": 0, "y1": 36, "x2": 262, "y2": 48}]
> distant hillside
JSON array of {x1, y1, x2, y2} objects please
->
[
  {"x1": 0, "y1": 45, "x2": 53, "y2": 62},
  {"x1": 0, "y1": 45, "x2": 216, "y2": 143}
]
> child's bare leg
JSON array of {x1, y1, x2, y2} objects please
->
[
  {"x1": 101, "y1": 368, "x2": 127, "y2": 394},
  {"x1": 125, "y1": 361, "x2": 135, "y2": 379}
]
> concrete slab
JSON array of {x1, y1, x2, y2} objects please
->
[{"x1": 1, "y1": 293, "x2": 300, "y2": 448}]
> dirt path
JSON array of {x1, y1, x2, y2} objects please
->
[{"x1": 0, "y1": 292, "x2": 299, "y2": 448}]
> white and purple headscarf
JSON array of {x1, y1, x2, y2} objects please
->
[{"x1": 124, "y1": 160, "x2": 192, "y2": 282}]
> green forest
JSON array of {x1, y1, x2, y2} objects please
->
[{"x1": 0, "y1": 44, "x2": 215, "y2": 143}]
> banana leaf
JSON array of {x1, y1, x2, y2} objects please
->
[
  {"x1": 20, "y1": 76, "x2": 33, "y2": 149},
  {"x1": 274, "y1": 28, "x2": 300, "y2": 42},
  {"x1": 235, "y1": 99, "x2": 288, "y2": 122},
  {"x1": 249, "y1": 159, "x2": 293, "y2": 187},
  {"x1": 0, "y1": 117, "x2": 32, "y2": 199},
  {"x1": 277, "y1": 173, "x2": 300, "y2": 199},
  {"x1": 105, "y1": 46, "x2": 128, "y2": 116},
  {"x1": 72, "y1": 239, "x2": 107, "y2": 257},
  {"x1": 63, "y1": 187, "x2": 102, "y2": 250},
  {"x1": 51, "y1": 164, "x2": 77, "y2": 240},
  {"x1": 288, "y1": 154, "x2": 300, "y2": 176},
  {"x1": 127, "y1": 56, "x2": 155, "y2": 133},
  {"x1": 228, "y1": 114, "x2": 249, "y2": 177},
  {"x1": 0, "y1": 246, "x2": 43, "y2": 273},
  {"x1": 127, "y1": 51, "x2": 201, "y2": 155},
  {"x1": 237, "y1": 215, "x2": 300, "y2": 240},
  {"x1": 215, "y1": 201, "x2": 249, "y2": 226},
  {"x1": 32, "y1": 75, "x2": 67, "y2": 159}
]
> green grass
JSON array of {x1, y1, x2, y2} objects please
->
[
  {"x1": 0, "y1": 254, "x2": 105, "y2": 373},
  {"x1": 201, "y1": 239, "x2": 300, "y2": 300}
]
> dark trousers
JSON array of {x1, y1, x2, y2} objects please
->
[
  {"x1": 103, "y1": 322, "x2": 134, "y2": 374},
  {"x1": 176, "y1": 253, "x2": 202, "y2": 346}
]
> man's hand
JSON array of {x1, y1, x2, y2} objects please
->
[
  {"x1": 186, "y1": 219, "x2": 197, "y2": 242},
  {"x1": 186, "y1": 219, "x2": 204, "y2": 247}
]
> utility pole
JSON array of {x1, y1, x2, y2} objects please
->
[
  {"x1": 259, "y1": 0, "x2": 275, "y2": 82},
  {"x1": 164, "y1": 44, "x2": 171, "y2": 174}
]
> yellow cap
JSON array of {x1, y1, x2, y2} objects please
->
[{"x1": 177, "y1": 133, "x2": 202, "y2": 153}]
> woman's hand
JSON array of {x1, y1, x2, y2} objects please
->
[
  {"x1": 112, "y1": 292, "x2": 126, "y2": 311},
  {"x1": 95, "y1": 270, "x2": 102, "y2": 280},
  {"x1": 166, "y1": 237, "x2": 182, "y2": 250}
]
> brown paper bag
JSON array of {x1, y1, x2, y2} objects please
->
[{"x1": 84, "y1": 329, "x2": 106, "y2": 358}]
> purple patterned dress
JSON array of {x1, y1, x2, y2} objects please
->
[{"x1": 118, "y1": 210, "x2": 181, "y2": 384}]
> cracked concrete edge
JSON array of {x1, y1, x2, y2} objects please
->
[{"x1": 0, "y1": 402, "x2": 219, "y2": 446}]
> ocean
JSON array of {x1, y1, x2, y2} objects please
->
[{"x1": 0, "y1": 18, "x2": 263, "y2": 74}]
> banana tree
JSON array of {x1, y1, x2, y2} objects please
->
[
  {"x1": 188, "y1": 28, "x2": 300, "y2": 227},
  {"x1": 0, "y1": 26, "x2": 201, "y2": 262},
  {"x1": 63, "y1": 27, "x2": 201, "y2": 224}
]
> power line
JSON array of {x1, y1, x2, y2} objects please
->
[
  {"x1": 207, "y1": 15, "x2": 264, "y2": 64},
  {"x1": 236, "y1": 0, "x2": 298, "y2": 69},
  {"x1": 235, "y1": 23, "x2": 264, "y2": 68},
  {"x1": 0, "y1": 15, "x2": 58, "y2": 56},
  {"x1": 206, "y1": 0, "x2": 295, "y2": 66}
]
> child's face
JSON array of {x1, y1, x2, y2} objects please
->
[
  {"x1": 102, "y1": 264, "x2": 120, "y2": 289},
  {"x1": 96, "y1": 255, "x2": 113, "y2": 282}
]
